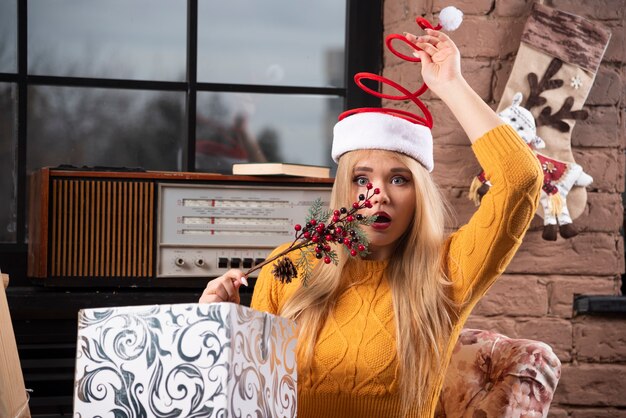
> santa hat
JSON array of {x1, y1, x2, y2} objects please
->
[{"x1": 331, "y1": 6, "x2": 463, "y2": 172}]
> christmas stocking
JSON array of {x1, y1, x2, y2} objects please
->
[{"x1": 473, "y1": 3, "x2": 611, "y2": 240}]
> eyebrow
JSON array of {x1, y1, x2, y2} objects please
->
[{"x1": 353, "y1": 166, "x2": 411, "y2": 173}]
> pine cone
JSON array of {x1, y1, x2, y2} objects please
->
[{"x1": 271, "y1": 257, "x2": 298, "y2": 284}]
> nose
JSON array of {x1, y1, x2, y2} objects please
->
[{"x1": 373, "y1": 186, "x2": 389, "y2": 205}]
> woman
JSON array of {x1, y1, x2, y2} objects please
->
[{"x1": 200, "y1": 29, "x2": 543, "y2": 417}]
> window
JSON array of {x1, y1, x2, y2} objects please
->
[
  {"x1": 0, "y1": 1, "x2": 17, "y2": 73},
  {"x1": 0, "y1": 83, "x2": 17, "y2": 243},
  {"x1": 0, "y1": 0, "x2": 382, "y2": 248}
]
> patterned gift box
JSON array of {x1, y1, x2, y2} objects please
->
[{"x1": 73, "y1": 303, "x2": 297, "y2": 417}]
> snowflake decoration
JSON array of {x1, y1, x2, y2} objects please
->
[{"x1": 570, "y1": 75, "x2": 582, "y2": 90}]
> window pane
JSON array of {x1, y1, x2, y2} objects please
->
[
  {"x1": 198, "y1": 0, "x2": 346, "y2": 87},
  {"x1": 28, "y1": 0, "x2": 186, "y2": 81},
  {"x1": 27, "y1": 86, "x2": 185, "y2": 173},
  {"x1": 0, "y1": 1, "x2": 18, "y2": 73},
  {"x1": 195, "y1": 92, "x2": 341, "y2": 173},
  {"x1": 0, "y1": 83, "x2": 17, "y2": 242}
]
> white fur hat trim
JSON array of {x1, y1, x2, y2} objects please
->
[{"x1": 332, "y1": 112, "x2": 434, "y2": 172}]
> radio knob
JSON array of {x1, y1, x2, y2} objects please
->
[
  {"x1": 230, "y1": 258, "x2": 242, "y2": 268},
  {"x1": 175, "y1": 257, "x2": 185, "y2": 267},
  {"x1": 243, "y1": 258, "x2": 253, "y2": 269},
  {"x1": 218, "y1": 257, "x2": 228, "y2": 269}
]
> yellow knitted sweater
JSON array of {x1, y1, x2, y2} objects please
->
[{"x1": 250, "y1": 124, "x2": 543, "y2": 417}]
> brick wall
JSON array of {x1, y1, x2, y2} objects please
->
[{"x1": 384, "y1": 0, "x2": 625, "y2": 416}]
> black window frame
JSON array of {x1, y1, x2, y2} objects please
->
[{"x1": 0, "y1": 0, "x2": 382, "y2": 271}]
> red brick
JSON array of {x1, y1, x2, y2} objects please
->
[
  {"x1": 492, "y1": 59, "x2": 515, "y2": 104},
  {"x1": 465, "y1": 316, "x2": 572, "y2": 361},
  {"x1": 453, "y1": 17, "x2": 527, "y2": 59},
  {"x1": 603, "y1": 21, "x2": 625, "y2": 63},
  {"x1": 472, "y1": 274, "x2": 549, "y2": 317},
  {"x1": 546, "y1": 276, "x2": 619, "y2": 318},
  {"x1": 571, "y1": 409, "x2": 626, "y2": 418},
  {"x1": 427, "y1": 100, "x2": 467, "y2": 145},
  {"x1": 549, "y1": 0, "x2": 625, "y2": 20},
  {"x1": 494, "y1": 0, "x2": 536, "y2": 17},
  {"x1": 572, "y1": 106, "x2": 622, "y2": 148},
  {"x1": 516, "y1": 318, "x2": 572, "y2": 361},
  {"x1": 433, "y1": 0, "x2": 493, "y2": 15},
  {"x1": 384, "y1": 0, "x2": 428, "y2": 27},
  {"x1": 381, "y1": 62, "x2": 420, "y2": 97},
  {"x1": 587, "y1": 65, "x2": 623, "y2": 106},
  {"x1": 548, "y1": 407, "x2": 570, "y2": 418},
  {"x1": 432, "y1": 145, "x2": 481, "y2": 188},
  {"x1": 461, "y1": 59, "x2": 493, "y2": 102},
  {"x1": 573, "y1": 148, "x2": 624, "y2": 193},
  {"x1": 555, "y1": 364, "x2": 626, "y2": 406},
  {"x1": 574, "y1": 317, "x2": 626, "y2": 362},
  {"x1": 441, "y1": 187, "x2": 483, "y2": 228},
  {"x1": 506, "y1": 232, "x2": 624, "y2": 276}
]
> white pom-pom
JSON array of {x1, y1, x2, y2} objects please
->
[{"x1": 439, "y1": 6, "x2": 463, "y2": 31}]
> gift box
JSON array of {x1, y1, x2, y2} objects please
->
[{"x1": 73, "y1": 303, "x2": 297, "y2": 417}]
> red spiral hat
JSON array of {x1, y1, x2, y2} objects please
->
[{"x1": 331, "y1": 6, "x2": 463, "y2": 172}]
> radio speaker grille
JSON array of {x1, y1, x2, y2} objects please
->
[{"x1": 49, "y1": 179, "x2": 154, "y2": 278}]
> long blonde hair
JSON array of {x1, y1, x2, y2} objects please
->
[{"x1": 280, "y1": 149, "x2": 455, "y2": 410}]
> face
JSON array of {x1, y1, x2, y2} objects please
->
[{"x1": 351, "y1": 152, "x2": 417, "y2": 260}]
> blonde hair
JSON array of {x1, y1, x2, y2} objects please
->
[{"x1": 280, "y1": 149, "x2": 455, "y2": 410}]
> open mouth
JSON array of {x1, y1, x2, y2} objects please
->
[{"x1": 372, "y1": 211, "x2": 392, "y2": 229}]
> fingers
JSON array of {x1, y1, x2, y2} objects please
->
[
  {"x1": 425, "y1": 28, "x2": 451, "y2": 42},
  {"x1": 199, "y1": 269, "x2": 248, "y2": 304},
  {"x1": 404, "y1": 32, "x2": 418, "y2": 44},
  {"x1": 415, "y1": 41, "x2": 438, "y2": 56},
  {"x1": 413, "y1": 50, "x2": 433, "y2": 65},
  {"x1": 405, "y1": 32, "x2": 444, "y2": 58},
  {"x1": 416, "y1": 34, "x2": 441, "y2": 47},
  {"x1": 200, "y1": 281, "x2": 238, "y2": 304}
]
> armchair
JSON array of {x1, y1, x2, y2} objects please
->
[{"x1": 436, "y1": 328, "x2": 561, "y2": 418}]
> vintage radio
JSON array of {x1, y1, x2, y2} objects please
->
[{"x1": 28, "y1": 167, "x2": 333, "y2": 287}]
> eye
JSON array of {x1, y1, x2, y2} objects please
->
[
  {"x1": 391, "y1": 176, "x2": 408, "y2": 185},
  {"x1": 354, "y1": 176, "x2": 369, "y2": 186}
]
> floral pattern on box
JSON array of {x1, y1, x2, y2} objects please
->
[
  {"x1": 436, "y1": 328, "x2": 561, "y2": 418},
  {"x1": 73, "y1": 303, "x2": 297, "y2": 418}
]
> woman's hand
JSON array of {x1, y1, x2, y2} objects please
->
[
  {"x1": 405, "y1": 29, "x2": 462, "y2": 98},
  {"x1": 405, "y1": 28, "x2": 502, "y2": 142},
  {"x1": 199, "y1": 269, "x2": 248, "y2": 304}
]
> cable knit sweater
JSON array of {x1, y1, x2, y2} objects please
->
[{"x1": 250, "y1": 124, "x2": 543, "y2": 417}]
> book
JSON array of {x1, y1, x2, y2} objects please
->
[{"x1": 232, "y1": 162, "x2": 331, "y2": 178}]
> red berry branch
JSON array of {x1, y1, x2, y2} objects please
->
[{"x1": 244, "y1": 183, "x2": 381, "y2": 286}]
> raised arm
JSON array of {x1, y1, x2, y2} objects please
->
[{"x1": 407, "y1": 29, "x2": 543, "y2": 306}]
